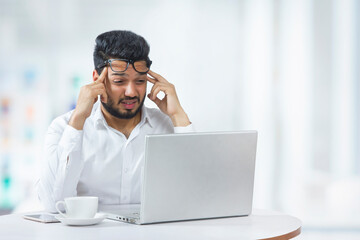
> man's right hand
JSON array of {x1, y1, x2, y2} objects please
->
[{"x1": 69, "y1": 67, "x2": 108, "y2": 130}]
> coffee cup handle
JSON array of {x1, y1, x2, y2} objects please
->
[{"x1": 55, "y1": 201, "x2": 68, "y2": 218}]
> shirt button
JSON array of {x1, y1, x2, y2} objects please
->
[{"x1": 124, "y1": 168, "x2": 128, "y2": 173}]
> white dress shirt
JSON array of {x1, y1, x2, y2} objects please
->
[{"x1": 37, "y1": 101, "x2": 193, "y2": 212}]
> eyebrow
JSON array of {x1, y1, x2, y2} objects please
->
[
  {"x1": 111, "y1": 72, "x2": 146, "y2": 77},
  {"x1": 112, "y1": 73, "x2": 128, "y2": 77}
]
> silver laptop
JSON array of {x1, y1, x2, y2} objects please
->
[{"x1": 100, "y1": 131, "x2": 257, "y2": 224}]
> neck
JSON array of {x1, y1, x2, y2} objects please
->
[{"x1": 101, "y1": 105, "x2": 142, "y2": 137}]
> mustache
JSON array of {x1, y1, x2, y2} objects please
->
[{"x1": 118, "y1": 96, "x2": 140, "y2": 104}]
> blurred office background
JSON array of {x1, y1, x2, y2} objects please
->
[{"x1": 0, "y1": 0, "x2": 359, "y2": 238}]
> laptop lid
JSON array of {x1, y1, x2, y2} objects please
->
[{"x1": 140, "y1": 131, "x2": 257, "y2": 224}]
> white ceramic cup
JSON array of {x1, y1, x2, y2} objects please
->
[{"x1": 55, "y1": 196, "x2": 98, "y2": 219}]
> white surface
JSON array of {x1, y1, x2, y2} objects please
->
[
  {"x1": 0, "y1": 209, "x2": 301, "y2": 240},
  {"x1": 55, "y1": 213, "x2": 106, "y2": 226}
]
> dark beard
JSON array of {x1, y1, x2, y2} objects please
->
[{"x1": 101, "y1": 95, "x2": 145, "y2": 119}]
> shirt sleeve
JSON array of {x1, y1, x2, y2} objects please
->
[
  {"x1": 173, "y1": 123, "x2": 195, "y2": 133},
  {"x1": 37, "y1": 116, "x2": 85, "y2": 212}
]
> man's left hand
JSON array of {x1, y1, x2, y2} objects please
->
[{"x1": 147, "y1": 70, "x2": 191, "y2": 127}]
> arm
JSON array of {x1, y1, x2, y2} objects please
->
[
  {"x1": 37, "y1": 118, "x2": 84, "y2": 212},
  {"x1": 38, "y1": 67, "x2": 109, "y2": 212},
  {"x1": 147, "y1": 70, "x2": 192, "y2": 128}
]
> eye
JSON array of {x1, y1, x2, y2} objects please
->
[
  {"x1": 136, "y1": 80, "x2": 146, "y2": 84},
  {"x1": 113, "y1": 80, "x2": 124, "y2": 84}
]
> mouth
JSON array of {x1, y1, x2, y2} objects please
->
[{"x1": 121, "y1": 99, "x2": 138, "y2": 110}]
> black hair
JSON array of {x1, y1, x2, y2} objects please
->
[{"x1": 93, "y1": 30, "x2": 150, "y2": 75}]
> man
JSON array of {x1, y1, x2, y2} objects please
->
[{"x1": 38, "y1": 30, "x2": 193, "y2": 212}]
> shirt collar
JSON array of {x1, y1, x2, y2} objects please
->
[
  {"x1": 140, "y1": 105, "x2": 154, "y2": 128},
  {"x1": 93, "y1": 102, "x2": 154, "y2": 129}
]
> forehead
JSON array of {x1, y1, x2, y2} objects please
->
[{"x1": 108, "y1": 65, "x2": 146, "y2": 78}]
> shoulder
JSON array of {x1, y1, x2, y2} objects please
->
[
  {"x1": 47, "y1": 102, "x2": 99, "y2": 134},
  {"x1": 144, "y1": 106, "x2": 173, "y2": 128},
  {"x1": 47, "y1": 109, "x2": 75, "y2": 134},
  {"x1": 145, "y1": 107, "x2": 170, "y2": 121}
]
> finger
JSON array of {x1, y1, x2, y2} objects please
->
[
  {"x1": 148, "y1": 84, "x2": 156, "y2": 100},
  {"x1": 148, "y1": 70, "x2": 168, "y2": 83},
  {"x1": 92, "y1": 81, "x2": 105, "y2": 87},
  {"x1": 93, "y1": 87, "x2": 105, "y2": 96},
  {"x1": 95, "y1": 66, "x2": 108, "y2": 83},
  {"x1": 147, "y1": 75, "x2": 157, "y2": 84},
  {"x1": 152, "y1": 86, "x2": 162, "y2": 101},
  {"x1": 153, "y1": 96, "x2": 161, "y2": 106},
  {"x1": 91, "y1": 82, "x2": 105, "y2": 90},
  {"x1": 149, "y1": 83, "x2": 161, "y2": 99},
  {"x1": 147, "y1": 93, "x2": 161, "y2": 106},
  {"x1": 150, "y1": 84, "x2": 166, "y2": 101}
]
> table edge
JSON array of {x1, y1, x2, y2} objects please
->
[{"x1": 259, "y1": 226, "x2": 301, "y2": 240}]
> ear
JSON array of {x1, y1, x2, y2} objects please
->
[{"x1": 93, "y1": 69, "x2": 99, "y2": 82}]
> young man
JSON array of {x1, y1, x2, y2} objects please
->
[{"x1": 38, "y1": 30, "x2": 193, "y2": 212}]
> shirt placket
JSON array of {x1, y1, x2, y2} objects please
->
[
  {"x1": 120, "y1": 139, "x2": 134, "y2": 204},
  {"x1": 119, "y1": 118, "x2": 143, "y2": 204}
]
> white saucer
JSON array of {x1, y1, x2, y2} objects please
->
[{"x1": 55, "y1": 213, "x2": 107, "y2": 226}]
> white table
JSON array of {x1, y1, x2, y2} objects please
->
[{"x1": 0, "y1": 209, "x2": 301, "y2": 240}]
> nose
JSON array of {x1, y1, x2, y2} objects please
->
[{"x1": 124, "y1": 82, "x2": 136, "y2": 97}]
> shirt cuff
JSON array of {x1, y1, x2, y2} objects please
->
[
  {"x1": 174, "y1": 123, "x2": 195, "y2": 133},
  {"x1": 58, "y1": 125, "x2": 83, "y2": 153}
]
